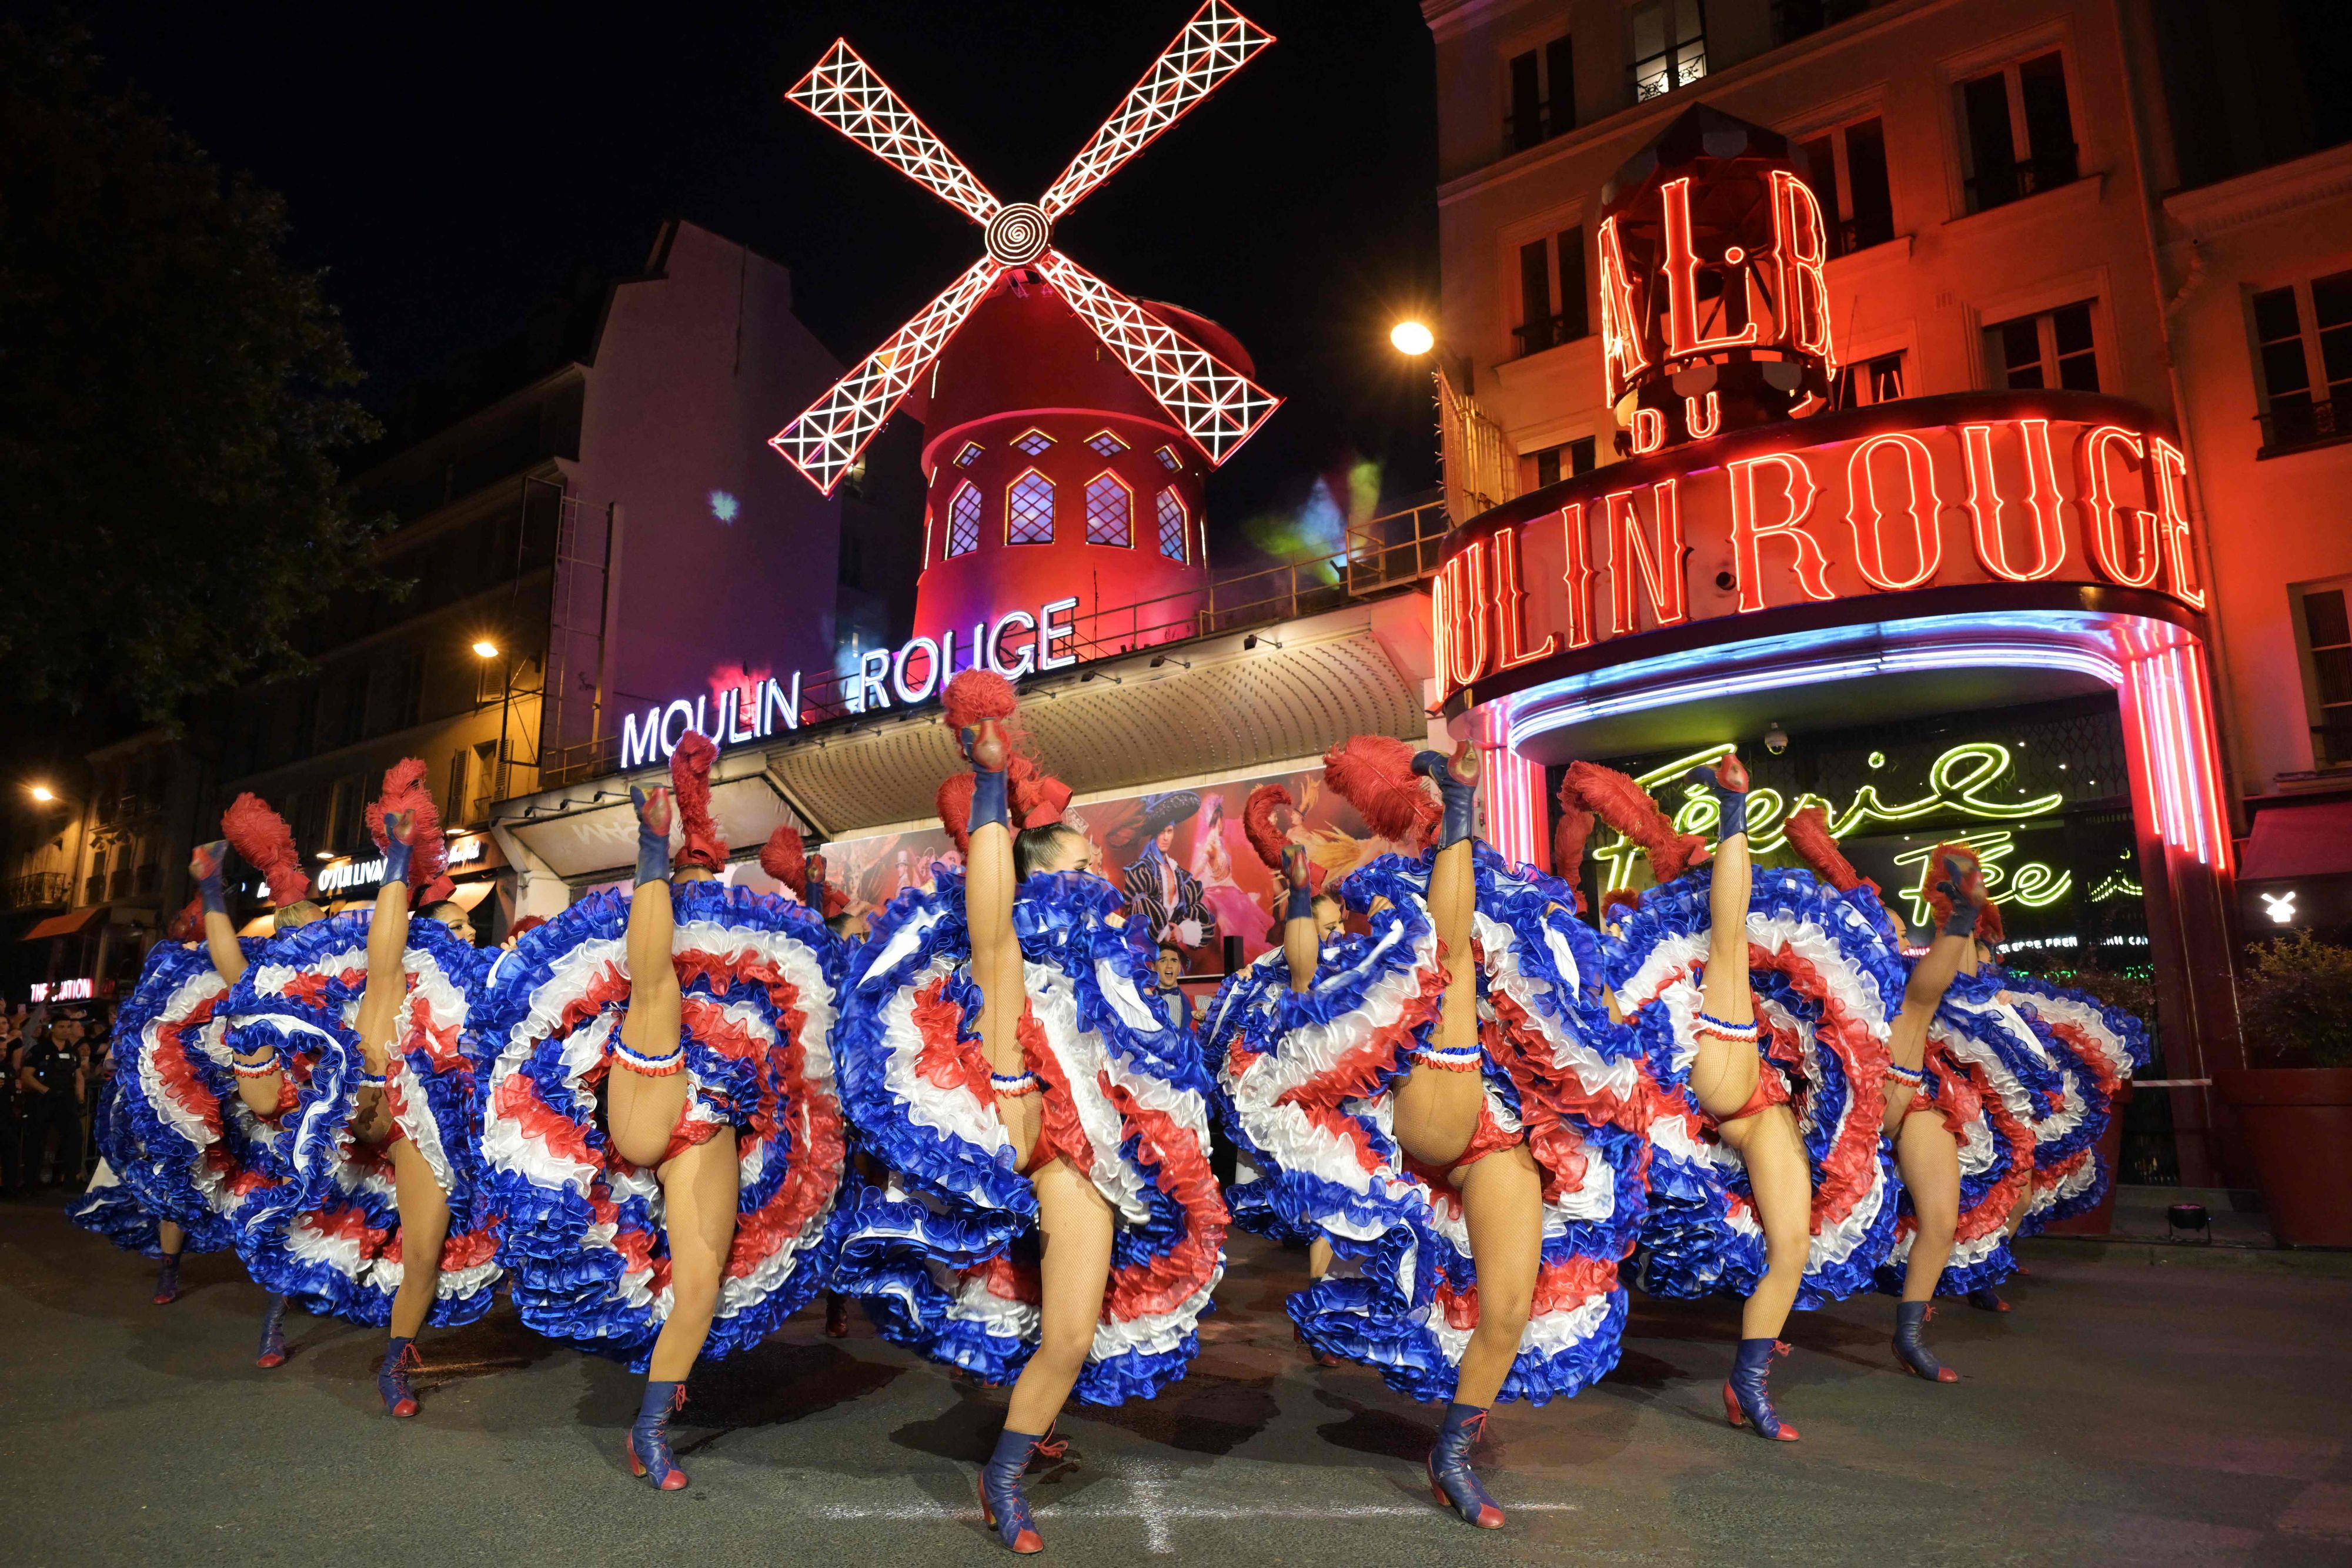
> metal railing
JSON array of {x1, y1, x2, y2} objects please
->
[
  {"x1": 532, "y1": 497, "x2": 1453, "y2": 788},
  {"x1": 1511, "y1": 313, "x2": 1591, "y2": 359},
  {"x1": 0, "y1": 872, "x2": 70, "y2": 912},
  {"x1": 1965, "y1": 146, "x2": 2079, "y2": 212},
  {"x1": 2257, "y1": 397, "x2": 2351, "y2": 457}
]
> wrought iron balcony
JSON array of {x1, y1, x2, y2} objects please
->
[
  {"x1": 1511, "y1": 313, "x2": 1591, "y2": 359},
  {"x1": 0, "y1": 871, "x2": 71, "y2": 912},
  {"x1": 1964, "y1": 146, "x2": 2079, "y2": 212},
  {"x1": 2257, "y1": 397, "x2": 2352, "y2": 458}
]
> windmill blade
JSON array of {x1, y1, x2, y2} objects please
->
[
  {"x1": 1033, "y1": 248, "x2": 1280, "y2": 466},
  {"x1": 789, "y1": 40, "x2": 1001, "y2": 227},
  {"x1": 770, "y1": 256, "x2": 1004, "y2": 494},
  {"x1": 1036, "y1": 1, "x2": 1274, "y2": 223}
]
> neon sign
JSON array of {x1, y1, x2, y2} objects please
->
[
  {"x1": 1436, "y1": 402, "x2": 2205, "y2": 704},
  {"x1": 619, "y1": 596, "x2": 1082, "y2": 768},
  {"x1": 1589, "y1": 740, "x2": 2073, "y2": 898},
  {"x1": 319, "y1": 834, "x2": 486, "y2": 895}
]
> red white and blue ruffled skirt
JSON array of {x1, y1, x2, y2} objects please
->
[
  {"x1": 1201, "y1": 947, "x2": 1323, "y2": 1248},
  {"x1": 1611, "y1": 868, "x2": 1905, "y2": 1307},
  {"x1": 1986, "y1": 967, "x2": 2150, "y2": 1233},
  {"x1": 1217, "y1": 847, "x2": 1653, "y2": 1406},
  {"x1": 1873, "y1": 968, "x2": 2059, "y2": 1296},
  {"x1": 472, "y1": 881, "x2": 847, "y2": 1370},
  {"x1": 830, "y1": 868, "x2": 1227, "y2": 1406},
  {"x1": 222, "y1": 912, "x2": 502, "y2": 1327}
]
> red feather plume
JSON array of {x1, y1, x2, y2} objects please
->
[
  {"x1": 506, "y1": 915, "x2": 546, "y2": 941},
  {"x1": 942, "y1": 668, "x2": 1019, "y2": 735},
  {"x1": 1564, "y1": 761, "x2": 1704, "y2": 884},
  {"x1": 420, "y1": 875, "x2": 457, "y2": 907},
  {"x1": 1009, "y1": 756, "x2": 1071, "y2": 830},
  {"x1": 1552, "y1": 804, "x2": 1595, "y2": 882},
  {"x1": 670, "y1": 732, "x2": 726, "y2": 871},
  {"x1": 760, "y1": 825, "x2": 809, "y2": 899},
  {"x1": 365, "y1": 757, "x2": 447, "y2": 890},
  {"x1": 1601, "y1": 887, "x2": 1641, "y2": 922},
  {"x1": 1783, "y1": 804, "x2": 1862, "y2": 892},
  {"x1": 936, "y1": 772, "x2": 977, "y2": 857},
  {"x1": 1242, "y1": 784, "x2": 1294, "y2": 872},
  {"x1": 222, "y1": 793, "x2": 310, "y2": 908},
  {"x1": 1321, "y1": 735, "x2": 1437, "y2": 844},
  {"x1": 1978, "y1": 896, "x2": 2005, "y2": 946}
]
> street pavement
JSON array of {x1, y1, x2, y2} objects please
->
[{"x1": 4, "y1": 1189, "x2": 2348, "y2": 1567}]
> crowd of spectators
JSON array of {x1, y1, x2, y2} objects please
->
[{"x1": 0, "y1": 1001, "x2": 117, "y2": 1197}]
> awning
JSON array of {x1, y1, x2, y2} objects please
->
[
  {"x1": 20, "y1": 905, "x2": 106, "y2": 942},
  {"x1": 2239, "y1": 798, "x2": 2352, "y2": 880}
]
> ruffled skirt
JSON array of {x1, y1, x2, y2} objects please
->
[{"x1": 1990, "y1": 968, "x2": 2151, "y2": 1233}]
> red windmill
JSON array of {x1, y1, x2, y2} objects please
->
[{"x1": 774, "y1": 2, "x2": 1281, "y2": 656}]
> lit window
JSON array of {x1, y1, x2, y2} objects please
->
[
  {"x1": 1629, "y1": 0, "x2": 1706, "y2": 102},
  {"x1": 1086, "y1": 430, "x2": 1127, "y2": 456},
  {"x1": 1007, "y1": 470, "x2": 1055, "y2": 544},
  {"x1": 2252, "y1": 272, "x2": 2352, "y2": 455},
  {"x1": 1084, "y1": 473, "x2": 1132, "y2": 546},
  {"x1": 1832, "y1": 350, "x2": 1908, "y2": 409},
  {"x1": 947, "y1": 482, "x2": 983, "y2": 557},
  {"x1": 1984, "y1": 302, "x2": 2097, "y2": 393},
  {"x1": 954, "y1": 442, "x2": 984, "y2": 468},
  {"x1": 2297, "y1": 579, "x2": 2352, "y2": 767},
  {"x1": 1959, "y1": 52, "x2": 2077, "y2": 214},
  {"x1": 1154, "y1": 444, "x2": 1183, "y2": 472},
  {"x1": 1155, "y1": 490, "x2": 1188, "y2": 561},
  {"x1": 1013, "y1": 429, "x2": 1054, "y2": 456}
]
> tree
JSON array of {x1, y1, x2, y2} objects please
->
[{"x1": 0, "y1": 21, "x2": 384, "y2": 723}]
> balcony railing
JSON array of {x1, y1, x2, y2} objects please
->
[
  {"x1": 2257, "y1": 397, "x2": 2352, "y2": 458},
  {"x1": 533, "y1": 498, "x2": 1454, "y2": 789},
  {"x1": 0, "y1": 871, "x2": 71, "y2": 912},
  {"x1": 1511, "y1": 313, "x2": 1591, "y2": 359},
  {"x1": 1965, "y1": 146, "x2": 2079, "y2": 213}
]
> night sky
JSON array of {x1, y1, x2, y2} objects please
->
[{"x1": 33, "y1": 0, "x2": 1442, "y2": 554}]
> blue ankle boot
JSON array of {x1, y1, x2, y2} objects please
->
[
  {"x1": 1686, "y1": 754, "x2": 1750, "y2": 842},
  {"x1": 1723, "y1": 1337, "x2": 1800, "y2": 1440},
  {"x1": 152, "y1": 1252, "x2": 181, "y2": 1306},
  {"x1": 1427, "y1": 1401, "x2": 1504, "y2": 1527},
  {"x1": 379, "y1": 1336, "x2": 419, "y2": 1417},
  {"x1": 979, "y1": 1425, "x2": 1065, "y2": 1553},
  {"x1": 1895, "y1": 1300, "x2": 1958, "y2": 1382},
  {"x1": 256, "y1": 1294, "x2": 288, "y2": 1368},
  {"x1": 1412, "y1": 750, "x2": 1478, "y2": 848},
  {"x1": 626, "y1": 1379, "x2": 690, "y2": 1490}
]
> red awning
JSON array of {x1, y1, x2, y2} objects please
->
[
  {"x1": 2239, "y1": 799, "x2": 2352, "y2": 881},
  {"x1": 20, "y1": 904, "x2": 107, "y2": 942}
]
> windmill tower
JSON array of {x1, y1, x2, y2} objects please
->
[{"x1": 774, "y1": 2, "x2": 1281, "y2": 656}]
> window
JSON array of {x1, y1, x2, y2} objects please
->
[
  {"x1": 1012, "y1": 429, "x2": 1054, "y2": 456},
  {"x1": 1506, "y1": 34, "x2": 1575, "y2": 152},
  {"x1": 1531, "y1": 436, "x2": 1598, "y2": 487},
  {"x1": 1960, "y1": 51, "x2": 2077, "y2": 213},
  {"x1": 1772, "y1": 0, "x2": 1871, "y2": 46},
  {"x1": 2251, "y1": 272, "x2": 2352, "y2": 455},
  {"x1": 1155, "y1": 490, "x2": 1188, "y2": 561},
  {"x1": 1630, "y1": 0, "x2": 1706, "y2": 102},
  {"x1": 954, "y1": 442, "x2": 984, "y2": 469},
  {"x1": 1832, "y1": 349, "x2": 1908, "y2": 407},
  {"x1": 947, "y1": 482, "x2": 983, "y2": 557},
  {"x1": 2298, "y1": 582, "x2": 2352, "y2": 766},
  {"x1": 1007, "y1": 470, "x2": 1055, "y2": 544},
  {"x1": 1084, "y1": 473, "x2": 1132, "y2": 546},
  {"x1": 1153, "y1": 444, "x2": 1184, "y2": 472},
  {"x1": 1512, "y1": 226, "x2": 1589, "y2": 357},
  {"x1": 1985, "y1": 302, "x2": 2098, "y2": 392},
  {"x1": 1085, "y1": 430, "x2": 1127, "y2": 457},
  {"x1": 1796, "y1": 117, "x2": 1893, "y2": 257}
]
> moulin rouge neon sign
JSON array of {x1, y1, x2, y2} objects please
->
[{"x1": 1434, "y1": 399, "x2": 2205, "y2": 703}]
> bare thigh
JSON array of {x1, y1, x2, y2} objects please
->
[{"x1": 1393, "y1": 1065, "x2": 1486, "y2": 1169}]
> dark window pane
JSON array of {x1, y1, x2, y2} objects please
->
[
  {"x1": 2058, "y1": 349, "x2": 2100, "y2": 392},
  {"x1": 2253, "y1": 285, "x2": 2303, "y2": 344},
  {"x1": 1519, "y1": 240, "x2": 1551, "y2": 348},
  {"x1": 2306, "y1": 588, "x2": 2352, "y2": 650},
  {"x1": 1963, "y1": 72, "x2": 2017, "y2": 204},
  {"x1": 2008, "y1": 361, "x2": 2047, "y2": 391},
  {"x1": 2313, "y1": 270, "x2": 2352, "y2": 329},
  {"x1": 2315, "y1": 644, "x2": 2352, "y2": 706},
  {"x1": 2053, "y1": 302, "x2": 2095, "y2": 356},
  {"x1": 1799, "y1": 133, "x2": 1840, "y2": 255},
  {"x1": 1869, "y1": 351, "x2": 1906, "y2": 402},
  {"x1": 1535, "y1": 447, "x2": 1562, "y2": 486},
  {"x1": 1845, "y1": 118, "x2": 1893, "y2": 248},
  {"x1": 1557, "y1": 225, "x2": 1588, "y2": 339},
  {"x1": 2318, "y1": 323, "x2": 2352, "y2": 391},
  {"x1": 2018, "y1": 52, "x2": 2075, "y2": 176},
  {"x1": 1996, "y1": 317, "x2": 2040, "y2": 380},
  {"x1": 1544, "y1": 36, "x2": 1575, "y2": 135},
  {"x1": 1570, "y1": 435, "x2": 1597, "y2": 474},
  {"x1": 1509, "y1": 52, "x2": 1541, "y2": 150},
  {"x1": 2264, "y1": 339, "x2": 2314, "y2": 398}
]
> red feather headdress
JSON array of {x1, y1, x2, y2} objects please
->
[
  {"x1": 1321, "y1": 735, "x2": 1438, "y2": 844},
  {"x1": 1242, "y1": 784, "x2": 1293, "y2": 872},
  {"x1": 670, "y1": 732, "x2": 726, "y2": 872},
  {"x1": 1783, "y1": 804, "x2": 1863, "y2": 893},
  {"x1": 1551, "y1": 797, "x2": 1596, "y2": 913},
  {"x1": 1601, "y1": 887, "x2": 1641, "y2": 922},
  {"x1": 1563, "y1": 761, "x2": 1705, "y2": 884},
  {"x1": 366, "y1": 757, "x2": 447, "y2": 891},
  {"x1": 760, "y1": 825, "x2": 809, "y2": 900},
  {"x1": 223, "y1": 793, "x2": 310, "y2": 908}
]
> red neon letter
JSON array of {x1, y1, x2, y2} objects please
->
[
  {"x1": 1491, "y1": 525, "x2": 1559, "y2": 671},
  {"x1": 1662, "y1": 177, "x2": 1762, "y2": 360},
  {"x1": 1435, "y1": 540, "x2": 1493, "y2": 695},
  {"x1": 2078, "y1": 424, "x2": 2160, "y2": 588},
  {"x1": 1606, "y1": 482, "x2": 1688, "y2": 635},
  {"x1": 1684, "y1": 390, "x2": 1722, "y2": 440},
  {"x1": 2151, "y1": 436, "x2": 2207, "y2": 610},
  {"x1": 1558, "y1": 502, "x2": 1597, "y2": 650},
  {"x1": 1595, "y1": 216, "x2": 1649, "y2": 406},
  {"x1": 1770, "y1": 170, "x2": 1835, "y2": 362},
  {"x1": 1844, "y1": 431, "x2": 1944, "y2": 591},
  {"x1": 1629, "y1": 406, "x2": 1667, "y2": 454},
  {"x1": 1728, "y1": 452, "x2": 1831, "y2": 611},
  {"x1": 1960, "y1": 420, "x2": 2067, "y2": 582}
]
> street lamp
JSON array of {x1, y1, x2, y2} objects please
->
[
  {"x1": 472, "y1": 638, "x2": 500, "y2": 659},
  {"x1": 1390, "y1": 319, "x2": 1436, "y2": 356},
  {"x1": 472, "y1": 634, "x2": 519, "y2": 810},
  {"x1": 28, "y1": 783, "x2": 55, "y2": 803}
]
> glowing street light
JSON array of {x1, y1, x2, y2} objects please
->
[
  {"x1": 27, "y1": 783, "x2": 55, "y2": 803},
  {"x1": 1390, "y1": 319, "x2": 1436, "y2": 356},
  {"x1": 472, "y1": 638, "x2": 500, "y2": 659}
]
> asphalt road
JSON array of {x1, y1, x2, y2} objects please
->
[{"x1": 4, "y1": 1190, "x2": 2348, "y2": 1567}]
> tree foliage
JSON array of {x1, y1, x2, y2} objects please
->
[{"x1": 0, "y1": 22, "x2": 383, "y2": 722}]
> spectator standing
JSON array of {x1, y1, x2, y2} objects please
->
[
  {"x1": 0, "y1": 1012, "x2": 18, "y2": 1194},
  {"x1": 19, "y1": 1012, "x2": 86, "y2": 1187}
]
